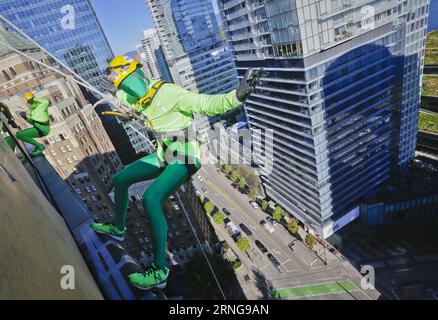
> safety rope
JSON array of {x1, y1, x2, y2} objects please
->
[{"x1": 0, "y1": 14, "x2": 228, "y2": 299}]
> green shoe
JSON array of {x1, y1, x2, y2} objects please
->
[
  {"x1": 128, "y1": 263, "x2": 169, "y2": 290},
  {"x1": 31, "y1": 145, "x2": 46, "y2": 157},
  {"x1": 90, "y1": 222, "x2": 126, "y2": 241}
]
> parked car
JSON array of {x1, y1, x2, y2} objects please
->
[
  {"x1": 194, "y1": 188, "x2": 202, "y2": 197},
  {"x1": 266, "y1": 216, "x2": 277, "y2": 226},
  {"x1": 260, "y1": 220, "x2": 274, "y2": 233},
  {"x1": 239, "y1": 223, "x2": 253, "y2": 236},
  {"x1": 232, "y1": 231, "x2": 242, "y2": 242},
  {"x1": 255, "y1": 240, "x2": 268, "y2": 253},
  {"x1": 223, "y1": 208, "x2": 231, "y2": 216},
  {"x1": 231, "y1": 183, "x2": 239, "y2": 190},
  {"x1": 249, "y1": 200, "x2": 259, "y2": 209},
  {"x1": 224, "y1": 218, "x2": 231, "y2": 226},
  {"x1": 267, "y1": 253, "x2": 281, "y2": 268}
]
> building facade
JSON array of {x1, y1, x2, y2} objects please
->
[
  {"x1": 218, "y1": 0, "x2": 430, "y2": 238},
  {"x1": 137, "y1": 28, "x2": 173, "y2": 81}
]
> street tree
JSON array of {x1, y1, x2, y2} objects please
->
[
  {"x1": 231, "y1": 170, "x2": 239, "y2": 183},
  {"x1": 305, "y1": 234, "x2": 317, "y2": 250},
  {"x1": 239, "y1": 177, "x2": 247, "y2": 190},
  {"x1": 204, "y1": 201, "x2": 215, "y2": 215},
  {"x1": 224, "y1": 164, "x2": 231, "y2": 176},
  {"x1": 213, "y1": 212, "x2": 225, "y2": 225},
  {"x1": 261, "y1": 199, "x2": 269, "y2": 211},
  {"x1": 273, "y1": 206, "x2": 284, "y2": 222},
  {"x1": 237, "y1": 237, "x2": 250, "y2": 252},
  {"x1": 249, "y1": 186, "x2": 258, "y2": 199},
  {"x1": 287, "y1": 218, "x2": 299, "y2": 235}
]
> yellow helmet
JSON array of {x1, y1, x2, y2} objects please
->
[
  {"x1": 106, "y1": 55, "x2": 142, "y2": 89},
  {"x1": 24, "y1": 92, "x2": 34, "y2": 103}
]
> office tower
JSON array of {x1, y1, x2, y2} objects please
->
[
  {"x1": 0, "y1": 0, "x2": 113, "y2": 90},
  {"x1": 137, "y1": 28, "x2": 173, "y2": 81},
  {"x1": 218, "y1": 0, "x2": 430, "y2": 238},
  {"x1": 146, "y1": 0, "x2": 239, "y2": 94}
]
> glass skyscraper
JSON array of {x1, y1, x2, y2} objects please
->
[
  {"x1": 0, "y1": 0, "x2": 113, "y2": 90},
  {"x1": 146, "y1": 0, "x2": 239, "y2": 95},
  {"x1": 218, "y1": 0, "x2": 430, "y2": 238}
]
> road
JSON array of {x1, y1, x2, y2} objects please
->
[{"x1": 191, "y1": 164, "x2": 381, "y2": 300}]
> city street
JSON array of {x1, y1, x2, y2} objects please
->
[{"x1": 190, "y1": 164, "x2": 381, "y2": 300}]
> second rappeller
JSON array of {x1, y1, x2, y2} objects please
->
[{"x1": 6, "y1": 93, "x2": 51, "y2": 157}]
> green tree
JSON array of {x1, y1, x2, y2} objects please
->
[
  {"x1": 261, "y1": 199, "x2": 269, "y2": 211},
  {"x1": 305, "y1": 234, "x2": 317, "y2": 250},
  {"x1": 273, "y1": 206, "x2": 284, "y2": 222},
  {"x1": 287, "y1": 218, "x2": 299, "y2": 235},
  {"x1": 239, "y1": 177, "x2": 247, "y2": 190},
  {"x1": 213, "y1": 212, "x2": 225, "y2": 225},
  {"x1": 230, "y1": 170, "x2": 239, "y2": 183},
  {"x1": 249, "y1": 186, "x2": 258, "y2": 199},
  {"x1": 224, "y1": 164, "x2": 232, "y2": 176},
  {"x1": 236, "y1": 237, "x2": 250, "y2": 252},
  {"x1": 204, "y1": 201, "x2": 215, "y2": 215}
]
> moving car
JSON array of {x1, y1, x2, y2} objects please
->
[
  {"x1": 239, "y1": 223, "x2": 253, "y2": 236},
  {"x1": 260, "y1": 220, "x2": 274, "y2": 233},
  {"x1": 267, "y1": 253, "x2": 281, "y2": 268},
  {"x1": 249, "y1": 200, "x2": 259, "y2": 209},
  {"x1": 255, "y1": 240, "x2": 268, "y2": 253},
  {"x1": 223, "y1": 208, "x2": 231, "y2": 216}
]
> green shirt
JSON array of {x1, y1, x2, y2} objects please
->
[
  {"x1": 29, "y1": 98, "x2": 50, "y2": 123},
  {"x1": 116, "y1": 81, "x2": 241, "y2": 161}
]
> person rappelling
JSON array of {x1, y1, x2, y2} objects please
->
[
  {"x1": 90, "y1": 55, "x2": 263, "y2": 291},
  {"x1": 5, "y1": 93, "x2": 51, "y2": 158}
]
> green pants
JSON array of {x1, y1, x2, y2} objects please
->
[
  {"x1": 6, "y1": 121, "x2": 50, "y2": 151},
  {"x1": 113, "y1": 152, "x2": 192, "y2": 270}
]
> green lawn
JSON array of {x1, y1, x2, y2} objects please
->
[
  {"x1": 422, "y1": 75, "x2": 438, "y2": 96},
  {"x1": 425, "y1": 30, "x2": 438, "y2": 65},
  {"x1": 418, "y1": 111, "x2": 438, "y2": 133},
  {"x1": 273, "y1": 279, "x2": 359, "y2": 299}
]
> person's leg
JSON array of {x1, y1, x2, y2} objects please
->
[
  {"x1": 91, "y1": 153, "x2": 163, "y2": 240},
  {"x1": 15, "y1": 127, "x2": 44, "y2": 151},
  {"x1": 141, "y1": 161, "x2": 189, "y2": 270},
  {"x1": 112, "y1": 153, "x2": 162, "y2": 230},
  {"x1": 128, "y1": 161, "x2": 190, "y2": 290}
]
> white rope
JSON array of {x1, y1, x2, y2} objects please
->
[
  {"x1": 0, "y1": 14, "x2": 228, "y2": 299},
  {"x1": 175, "y1": 191, "x2": 227, "y2": 300}
]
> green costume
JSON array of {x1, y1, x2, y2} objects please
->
[
  {"x1": 91, "y1": 67, "x2": 242, "y2": 290},
  {"x1": 92, "y1": 55, "x2": 262, "y2": 290},
  {"x1": 7, "y1": 98, "x2": 50, "y2": 157}
]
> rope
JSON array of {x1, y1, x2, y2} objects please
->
[{"x1": 0, "y1": 14, "x2": 228, "y2": 299}]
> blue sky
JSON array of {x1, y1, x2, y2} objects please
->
[
  {"x1": 91, "y1": 0, "x2": 220, "y2": 56},
  {"x1": 91, "y1": 0, "x2": 154, "y2": 56}
]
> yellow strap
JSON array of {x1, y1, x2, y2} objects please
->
[{"x1": 138, "y1": 80, "x2": 167, "y2": 106}]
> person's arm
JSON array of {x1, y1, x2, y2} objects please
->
[
  {"x1": 33, "y1": 98, "x2": 50, "y2": 111},
  {"x1": 174, "y1": 85, "x2": 242, "y2": 116}
]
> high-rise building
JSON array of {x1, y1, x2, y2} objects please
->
[
  {"x1": 218, "y1": 0, "x2": 430, "y2": 238},
  {"x1": 146, "y1": 0, "x2": 239, "y2": 94},
  {"x1": 0, "y1": 0, "x2": 113, "y2": 90},
  {"x1": 137, "y1": 28, "x2": 172, "y2": 81}
]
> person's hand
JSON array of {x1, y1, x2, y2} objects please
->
[
  {"x1": 19, "y1": 111, "x2": 27, "y2": 119},
  {"x1": 236, "y1": 68, "x2": 264, "y2": 102}
]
